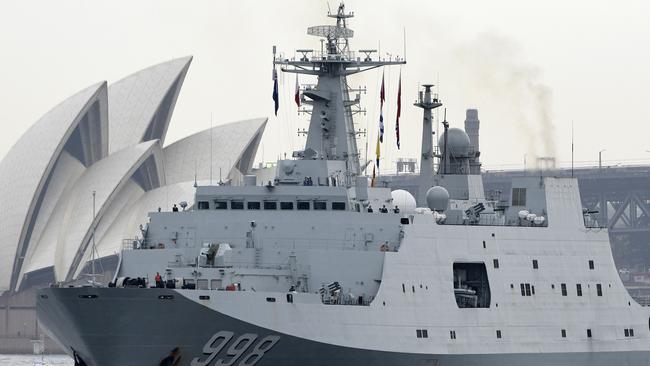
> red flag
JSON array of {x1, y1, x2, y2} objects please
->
[
  {"x1": 294, "y1": 75, "x2": 301, "y2": 107},
  {"x1": 380, "y1": 72, "x2": 385, "y2": 107},
  {"x1": 371, "y1": 164, "x2": 376, "y2": 187},
  {"x1": 395, "y1": 71, "x2": 402, "y2": 149}
]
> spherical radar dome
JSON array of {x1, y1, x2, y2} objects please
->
[
  {"x1": 391, "y1": 189, "x2": 416, "y2": 213},
  {"x1": 438, "y1": 128, "x2": 471, "y2": 157},
  {"x1": 426, "y1": 186, "x2": 450, "y2": 212}
]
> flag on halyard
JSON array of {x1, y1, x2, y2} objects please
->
[
  {"x1": 371, "y1": 164, "x2": 376, "y2": 187},
  {"x1": 375, "y1": 133, "x2": 381, "y2": 173},
  {"x1": 395, "y1": 70, "x2": 402, "y2": 149},
  {"x1": 379, "y1": 72, "x2": 385, "y2": 143},
  {"x1": 294, "y1": 74, "x2": 301, "y2": 107},
  {"x1": 272, "y1": 68, "x2": 279, "y2": 116}
]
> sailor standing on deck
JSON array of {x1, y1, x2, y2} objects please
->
[{"x1": 155, "y1": 272, "x2": 163, "y2": 288}]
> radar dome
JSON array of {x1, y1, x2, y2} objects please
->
[
  {"x1": 438, "y1": 128, "x2": 471, "y2": 157},
  {"x1": 426, "y1": 186, "x2": 450, "y2": 212},
  {"x1": 391, "y1": 190, "x2": 417, "y2": 214}
]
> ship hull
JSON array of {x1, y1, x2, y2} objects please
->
[{"x1": 37, "y1": 287, "x2": 650, "y2": 366}]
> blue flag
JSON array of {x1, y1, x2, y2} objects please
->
[{"x1": 272, "y1": 69, "x2": 279, "y2": 116}]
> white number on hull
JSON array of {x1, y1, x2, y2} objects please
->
[
  {"x1": 215, "y1": 334, "x2": 257, "y2": 366},
  {"x1": 191, "y1": 332, "x2": 280, "y2": 366},
  {"x1": 192, "y1": 331, "x2": 234, "y2": 366},
  {"x1": 238, "y1": 336, "x2": 280, "y2": 366}
]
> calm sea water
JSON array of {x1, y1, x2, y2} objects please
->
[{"x1": 0, "y1": 355, "x2": 73, "y2": 366}]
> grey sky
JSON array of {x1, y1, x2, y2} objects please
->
[{"x1": 1, "y1": 0, "x2": 649, "y2": 171}]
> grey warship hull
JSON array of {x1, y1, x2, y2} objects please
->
[{"x1": 37, "y1": 287, "x2": 650, "y2": 366}]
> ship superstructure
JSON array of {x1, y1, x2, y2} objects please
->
[{"x1": 37, "y1": 4, "x2": 650, "y2": 366}]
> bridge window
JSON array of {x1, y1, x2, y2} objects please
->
[
  {"x1": 332, "y1": 202, "x2": 346, "y2": 210},
  {"x1": 450, "y1": 330, "x2": 456, "y2": 340},
  {"x1": 493, "y1": 259, "x2": 499, "y2": 269},
  {"x1": 280, "y1": 202, "x2": 294, "y2": 210},
  {"x1": 231, "y1": 201, "x2": 244, "y2": 210},
  {"x1": 596, "y1": 284, "x2": 602, "y2": 296},
  {"x1": 587, "y1": 329, "x2": 592, "y2": 338},
  {"x1": 589, "y1": 260, "x2": 595, "y2": 269},
  {"x1": 511, "y1": 188, "x2": 526, "y2": 206},
  {"x1": 561, "y1": 329, "x2": 566, "y2": 338},
  {"x1": 453, "y1": 262, "x2": 491, "y2": 308},
  {"x1": 198, "y1": 201, "x2": 209, "y2": 210},
  {"x1": 297, "y1": 201, "x2": 310, "y2": 210},
  {"x1": 520, "y1": 283, "x2": 526, "y2": 296},
  {"x1": 561, "y1": 283, "x2": 567, "y2": 296},
  {"x1": 525, "y1": 284, "x2": 531, "y2": 296},
  {"x1": 576, "y1": 284, "x2": 583, "y2": 296},
  {"x1": 214, "y1": 200, "x2": 228, "y2": 210},
  {"x1": 263, "y1": 201, "x2": 277, "y2": 210},
  {"x1": 532, "y1": 259, "x2": 538, "y2": 269},
  {"x1": 314, "y1": 201, "x2": 327, "y2": 210},
  {"x1": 416, "y1": 329, "x2": 428, "y2": 338},
  {"x1": 624, "y1": 329, "x2": 630, "y2": 337},
  {"x1": 496, "y1": 330, "x2": 502, "y2": 339},
  {"x1": 247, "y1": 201, "x2": 261, "y2": 210}
]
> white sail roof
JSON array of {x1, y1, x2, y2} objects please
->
[
  {"x1": 163, "y1": 118, "x2": 267, "y2": 185},
  {"x1": 53, "y1": 140, "x2": 164, "y2": 282},
  {"x1": 108, "y1": 56, "x2": 192, "y2": 153},
  {"x1": 0, "y1": 82, "x2": 108, "y2": 293}
]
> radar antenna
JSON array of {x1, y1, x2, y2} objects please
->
[{"x1": 273, "y1": 2, "x2": 405, "y2": 177}]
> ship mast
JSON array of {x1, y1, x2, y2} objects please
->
[
  {"x1": 274, "y1": 3, "x2": 405, "y2": 178},
  {"x1": 414, "y1": 84, "x2": 442, "y2": 189}
]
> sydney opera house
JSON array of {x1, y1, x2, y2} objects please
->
[{"x1": 0, "y1": 57, "x2": 266, "y2": 342}]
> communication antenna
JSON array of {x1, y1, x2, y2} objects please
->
[
  {"x1": 436, "y1": 73, "x2": 440, "y2": 140},
  {"x1": 91, "y1": 190, "x2": 97, "y2": 287},
  {"x1": 210, "y1": 112, "x2": 213, "y2": 185},
  {"x1": 403, "y1": 27, "x2": 407, "y2": 61},
  {"x1": 442, "y1": 109, "x2": 449, "y2": 175},
  {"x1": 193, "y1": 160, "x2": 197, "y2": 188},
  {"x1": 571, "y1": 120, "x2": 575, "y2": 178}
]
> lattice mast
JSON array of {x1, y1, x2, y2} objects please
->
[{"x1": 274, "y1": 3, "x2": 405, "y2": 177}]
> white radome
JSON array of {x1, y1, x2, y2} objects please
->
[{"x1": 391, "y1": 189, "x2": 417, "y2": 213}]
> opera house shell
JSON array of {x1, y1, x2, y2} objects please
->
[{"x1": 0, "y1": 57, "x2": 267, "y2": 294}]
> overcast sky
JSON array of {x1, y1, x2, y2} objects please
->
[{"x1": 1, "y1": 0, "x2": 649, "y2": 171}]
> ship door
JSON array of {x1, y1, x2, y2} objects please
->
[{"x1": 452, "y1": 262, "x2": 491, "y2": 308}]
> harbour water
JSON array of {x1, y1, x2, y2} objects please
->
[{"x1": 0, "y1": 355, "x2": 73, "y2": 366}]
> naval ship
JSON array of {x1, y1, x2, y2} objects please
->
[{"x1": 37, "y1": 4, "x2": 650, "y2": 365}]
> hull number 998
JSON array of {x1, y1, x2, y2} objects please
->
[{"x1": 191, "y1": 331, "x2": 280, "y2": 366}]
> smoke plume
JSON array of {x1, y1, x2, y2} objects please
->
[{"x1": 453, "y1": 32, "x2": 557, "y2": 163}]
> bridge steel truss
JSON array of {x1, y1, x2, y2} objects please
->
[{"x1": 482, "y1": 166, "x2": 650, "y2": 242}]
